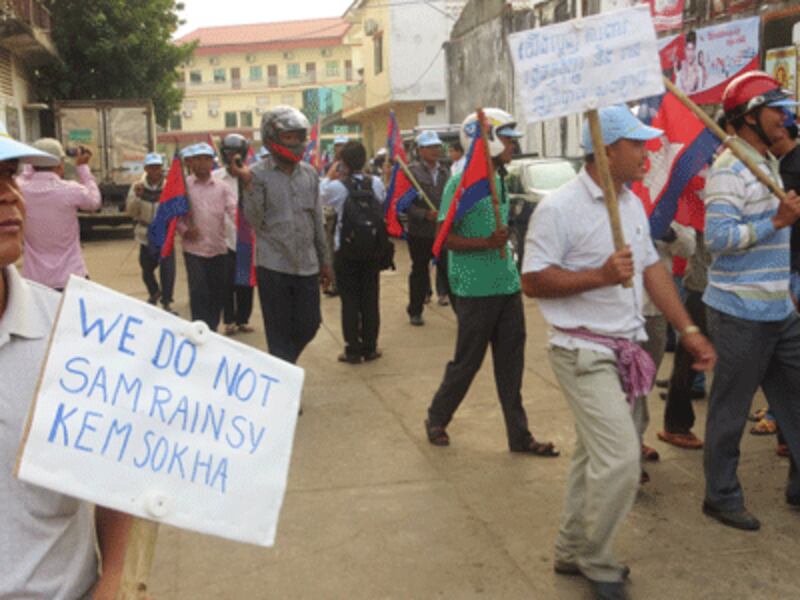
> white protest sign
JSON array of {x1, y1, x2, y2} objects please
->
[
  {"x1": 509, "y1": 5, "x2": 664, "y2": 123},
  {"x1": 16, "y1": 276, "x2": 303, "y2": 547}
]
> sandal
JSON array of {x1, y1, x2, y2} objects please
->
[
  {"x1": 425, "y1": 420, "x2": 449, "y2": 446},
  {"x1": 750, "y1": 418, "x2": 778, "y2": 436},
  {"x1": 749, "y1": 407, "x2": 768, "y2": 422},
  {"x1": 511, "y1": 438, "x2": 560, "y2": 457},
  {"x1": 641, "y1": 444, "x2": 660, "y2": 462},
  {"x1": 657, "y1": 430, "x2": 703, "y2": 449}
]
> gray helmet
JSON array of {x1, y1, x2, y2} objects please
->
[
  {"x1": 260, "y1": 106, "x2": 310, "y2": 163},
  {"x1": 220, "y1": 133, "x2": 250, "y2": 166}
]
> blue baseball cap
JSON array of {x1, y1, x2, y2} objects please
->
[
  {"x1": 192, "y1": 142, "x2": 216, "y2": 157},
  {"x1": 144, "y1": 152, "x2": 163, "y2": 166},
  {"x1": 416, "y1": 130, "x2": 443, "y2": 147},
  {"x1": 180, "y1": 144, "x2": 198, "y2": 158},
  {"x1": 333, "y1": 135, "x2": 350, "y2": 145},
  {"x1": 581, "y1": 104, "x2": 663, "y2": 154}
]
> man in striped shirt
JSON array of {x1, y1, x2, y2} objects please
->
[{"x1": 703, "y1": 71, "x2": 800, "y2": 531}]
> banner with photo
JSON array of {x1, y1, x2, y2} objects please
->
[
  {"x1": 658, "y1": 16, "x2": 759, "y2": 105},
  {"x1": 765, "y1": 46, "x2": 797, "y2": 98},
  {"x1": 646, "y1": 0, "x2": 684, "y2": 32}
]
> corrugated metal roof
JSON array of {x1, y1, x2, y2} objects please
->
[{"x1": 176, "y1": 17, "x2": 350, "y2": 48}]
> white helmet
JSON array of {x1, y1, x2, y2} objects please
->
[{"x1": 459, "y1": 108, "x2": 523, "y2": 158}]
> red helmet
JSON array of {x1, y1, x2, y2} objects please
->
[{"x1": 722, "y1": 70, "x2": 796, "y2": 121}]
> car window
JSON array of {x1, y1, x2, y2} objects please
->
[{"x1": 524, "y1": 161, "x2": 578, "y2": 191}]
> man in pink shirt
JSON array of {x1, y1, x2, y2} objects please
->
[
  {"x1": 18, "y1": 138, "x2": 101, "y2": 290},
  {"x1": 179, "y1": 143, "x2": 237, "y2": 330}
]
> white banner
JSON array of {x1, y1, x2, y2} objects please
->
[
  {"x1": 17, "y1": 276, "x2": 304, "y2": 547},
  {"x1": 509, "y1": 5, "x2": 664, "y2": 123}
]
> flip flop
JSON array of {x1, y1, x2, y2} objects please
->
[
  {"x1": 750, "y1": 418, "x2": 778, "y2": 436},
  {"x1": 657, "y1": 430, "x2": 704, "y2": 449}
]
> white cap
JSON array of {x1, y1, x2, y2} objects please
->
[{"x1": 0, "y1": 125, "x2": 60, "y2": 167}]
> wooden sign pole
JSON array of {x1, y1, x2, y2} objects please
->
[
  {"x1": 117, "y1": 518, "x2": 159, "y2": 600},
  {"x1": 396, "y1": 156, "x2": 437, "y2": 211},
  {"x1": 477, "y1": 108, "x2": 507, "y2": 259},
  {"x1": 586, "y1": 109, "x2": 632, "y2": 288}
]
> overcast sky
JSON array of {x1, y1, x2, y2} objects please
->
[{"x1": 175, "y1": 0, "x2": 355, "y2": 38}]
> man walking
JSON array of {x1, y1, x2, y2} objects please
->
[
  {"x1": 701, "y1": 72, "x2": 800, "y2": 531},
  {"x1": 242, "y1": 106, "x2": 332, "y2": 364},
  {"x1": 407, "y1": 130, "x2": 451, "y2": 325},
  {"x1": 424, "y1": 109, "x2": 558, "y2": 457},
  {"x1": 522, "y1": 105, "x2": 715, "y2": 600},
  {"x1": 321, "y1": 141, "x2": 387, "y2": 363},
  {"x1": 18, "y1": 138, "x2": 101, "y2": 290},
  {"x1": 178, "y1": 143, "x2": 237, "y2": 331},
  {"x1": 126, "y1": 152, "x2": 176, "y2": 312}
]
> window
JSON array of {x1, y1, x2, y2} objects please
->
[
  {"x1": 306, "y1": 62, "x2": 316, "y2": 83},
  {"x1": 213, "y1": 68, "x2": 226, "y2": 83},
  {"x1": 325, "y1": 61, "x2": 339, "y2": 77},
  {"x1": 267, "y1": 65, "x2": 278, "y2": 87},
  {"x1": 189, "y1": 70, "x2": 202, "y2": 84},
  {"x1": 169, "y1": 114, "x2": 182, "y2": 131},
  {"x1": 249, "y1": 66, "x2": 263, "y2": 81},
  {"x1": 374, "y1": 33, "x2": 383, "y2": 75},
  {"x1": 425, "y1": 105, "x2": 436, "y2": 116},
  {"x1": 240, "y1": 111, "x2": 253, "y2": 128},
  {"x1": 345, "y1": 60, "x2": 353, "y2": 81},
  {"x1": 224, "y1": 112, "x2": 238, "y2": 128},
  {"x1": 281, "y1": 94, "x2": 295, "y2": 105},
  {"x1": 287, "y1": 63, "x2": 300, "y2": 79}
]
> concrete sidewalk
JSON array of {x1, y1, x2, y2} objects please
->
[{"x1": 83, "y1": 234, "x2": 800, "y2": 599}]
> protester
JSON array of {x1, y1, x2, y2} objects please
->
[
  {"x1": 424, "y1": 108, "x2": 559, "y2": 458},
  {"x1": 321, "y1": 140, "x2": 387, "y2": 363},
  {"x1": 242, "y1": 106, "x2": 332, "y2": 364},
  {"x1": 522, "y1": 104, "x2": 715, "y2": 600},
  {"x1": 449, "y1": 140, "x2": 465, "y2": 177},
  {"x1": 406, "y1": 130, "x2": 451, "y2": 324},
  {"x1": 178, "y1": 142, "x2": 236, "y2": 331},
  {"x1": 0, "y1": 129, "x2": 130, "y2": 599},
  {"x1": 125, "y1": 152, "x2": 176, "y2": 313},
  {"x1": 214, "y1": 133, "x2": 256, "y2": 336},
  {"x1": 18, "y1": 138, "x2": 101, "y2": 290},
  {"x1": 320, "y1": 135, "x2": 351, "y2": 298},
  {"x1": 701, "y1": 72, "x2": 800, "y2": 531},
  {"x1": 371, "y1": 147, "x2": 388, "y2": 178}
]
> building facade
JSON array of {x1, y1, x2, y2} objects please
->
[
  {"x1": 0, "y1": 0, "x2": 58, "y2": 141},
  {"x1": 166, "y1": 17, "x2": 361, "y2": 149},
  {"x1": 342, "y1": 0, "x2": 466, "y2": 155}
]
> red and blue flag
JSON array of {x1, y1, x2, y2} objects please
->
[
  {"x1": 384, "y1": 110, "x2": 417, "y2": 237},
  {"x1": 303, "y1": 120, "x2": 321, "y2": 172},
  {"x1": 148, "y1": 154, "x2": 190, "y2": 259},
  {"x1": 632, "y1": 91, "x2": 721, "y2": 240},
  {"x1": 432, "y1": 124, "x2": 491, "y2": 258}
]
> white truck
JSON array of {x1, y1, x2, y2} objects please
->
[{"x1": 54, "y1": 99, "x2": 157, "y2": 231}]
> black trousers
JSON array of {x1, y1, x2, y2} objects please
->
[
  {"x1": 334, "y1": 252, "x2": 380, "y2": 357},
  {"x1": 139, "y1": 244, "x2": 175, "y2": 304},
  {"x1": 222, "y1": 250, "x2": 254, "y2": 326},
  {"x1": 427, "y1": 293, "x2": 532, "y2": 449},
  {"x1": 256, "y1": 267, "x2": 321, "y2": 364},
  {"x1": 664, "y1": 290, "x2": 707, "y2": 433},
  {"x1": 183, "y1": 252, "x2": 227, "y2": 331},
  {"x1": 407, "y1": 235, "x2": 449, "y2": 317}
]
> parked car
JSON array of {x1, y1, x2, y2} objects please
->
[{"x1": 505, "y1": 155, "x2": 582, "y2": 269}]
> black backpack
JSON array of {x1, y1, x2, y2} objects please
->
[{"x1": 339, "y1": 176, "x2": 393, "y2": 268}]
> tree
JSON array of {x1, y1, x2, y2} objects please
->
[{"x1": 37, "y1": 0, "x2": 196, "y2": 125}]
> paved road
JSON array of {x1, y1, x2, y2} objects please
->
[{"x1": 82, "y1": 233, "x2": 799, "y2": 599}]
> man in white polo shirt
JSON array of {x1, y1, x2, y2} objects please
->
[
  {"x1": 0, "y1": 128, "x2": 130, "y2": 598},
  {"x1": 521, "y1": 105, "x2": 716, "y2": 600}
]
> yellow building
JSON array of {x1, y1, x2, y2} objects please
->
[
  {"x1": 0, "y1": 0, "x2": 58, "y2": 141},
  {"x1": 165, "y1": 17, "x2": 361, "y2": 151},
  {"x1": 342, "y1": 0, "x2": 463, "y2": 154}
]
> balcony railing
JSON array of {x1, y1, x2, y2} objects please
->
[
  {"x1": 178, "y1": 73, "x2": 334, "y2": 92},
  {"x1": 3, "y1": 0, "x2": 51, "y2": 31}
]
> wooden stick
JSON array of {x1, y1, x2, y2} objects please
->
[
  {"x1": 117, "y1": 518, "x2": 159, "y2": 600},
  {"x1": 477, "y1": 108, "x2": 507, "y2": 259},
  {"x1": 396, "y1": 156, "x2": 437, "y2": 211},
  {"x1": 587, "y1": 109, "x2": 632, "y2": 288},
  {"x1": 663, "y1": 76, "x2": 787, "y2": 201}
]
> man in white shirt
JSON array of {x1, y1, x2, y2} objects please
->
[{"x1": 521, "y1": 105, "x2": 715, "y2": 600}]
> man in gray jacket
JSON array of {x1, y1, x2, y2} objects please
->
[{"x1": 407, "y1": 130, "x2": 451, "y2": 325}]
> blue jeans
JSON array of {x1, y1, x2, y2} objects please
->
[{"x1": 704, "y1": 308, "x2": 800, "y2": 510}]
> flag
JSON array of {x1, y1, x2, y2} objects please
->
[
  {"x1": 148, "y1": 154, "x2": 190, "y2": 259},
  {"x1": 383, "y1": 111, "x2": 416, "y2": 237},
  {"x1": 632, "y1": 92, "x2": 720, "y2": 240},
  {"x1": 207, "y1": 133, "x2": 221, "y2": 169},
  {"x1": 432, "y1": 124, "x2": 491, "y2": 258},
  {"x1": 303, "y1": 120, "x2": 320, "y2": 171}
]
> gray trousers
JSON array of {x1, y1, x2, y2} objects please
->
[{"x1": 704, "y1": 308, "x2": 800, "y2": 511}]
